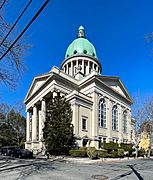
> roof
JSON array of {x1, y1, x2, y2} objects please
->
[{"x1": 65, "y1": 26, "x2": 98, "y2": 59}]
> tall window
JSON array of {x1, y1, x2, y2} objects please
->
[
  {"x1": 99, "y1": 99, "x2": 106, "y2": 128},
  {"x1": 123, "y1": 111, "x2": 127, "y2": 133},
  {"x1": 112, "y1": 105, "x2": 118, "y2": 130},
  {"x1": 82, "y1": 117, "x2": 88, "y2": 131}
]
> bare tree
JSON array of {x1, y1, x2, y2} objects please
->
[
  {"x1": 0, "y1": 3, "x2": 29, "y2": 88},
  {"x1": 133, "y1": 94, "x2": 153, "y2": 158}
]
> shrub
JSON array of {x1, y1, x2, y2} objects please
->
[
  {"x1": 98, "y1": 149, "x2": 108, "y2": 158},
  {"x1": 119, "y1": 143, "x2": 133, "y2": 153},
  {"x1": 104, "y1": 142, "x2": 118, "y2": 151},
  {"x1": 69, "y1": 150, "x2": 87, "y2": 157},
  {"x1": 110, "y1": 151, "x2": 118, "y2": 158},
  {"x1": 87, "y1": 147, "x2": 98, "y2": 160},
  {"x1": 117, "y1": 149, "x2": 124, "y2": 158},
  {"x1": 138, "y1": 148, "x2": 146, "y2": 157},
  {"x1": 79, "y1": 147, "x2": 87, "y2": 151}
]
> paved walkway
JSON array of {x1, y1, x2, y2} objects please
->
[{"x1": 36, "y1": 154, "x2": 151, "y2": 164}]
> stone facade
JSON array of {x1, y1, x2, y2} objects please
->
[{"x1": 24, "y1": 26, "x2": 135, "y2": 151}]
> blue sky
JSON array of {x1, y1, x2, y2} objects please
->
[{"x1": 1, "y1": 0, "x2": 153, "y2": 111}]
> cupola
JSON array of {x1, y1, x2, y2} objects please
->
[{"x1": 61, "y1": 26, "x2": 102, "y2": 78}]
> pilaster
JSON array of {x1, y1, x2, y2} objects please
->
[
  {"x1": 106, "y1": 99, "x2": 112, "y2": 142},
  {"x1": 91, "y1": 91, "x2": 98, "y2": 138}
]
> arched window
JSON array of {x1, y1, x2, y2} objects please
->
[
  {"x1": 123, "y1": 111, "x2": 127, "y2": 133},
  {"x1": 112, "y1": 105, "x2": 118, "y2": 130},
  {"x1": 99, "y1": 99, "x2": 106, "y2": 128}
]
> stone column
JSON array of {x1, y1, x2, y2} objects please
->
[
  {"x1": 96, "y1": 65, "x2": 98, "y2": 72},
  {"x1": 71, "y1": 61, "x2": 73, "y2": 76},
  {"x1": 32, "y1": 105, "x2": 37, "y2": 141},
  {"x1": 86, "y1": 61, "x2": 89, "y2": 74},
  {"x1": 66, "y1": 64, "x2": 69, "y2": 74},
  {"x1": 92, "y1": 62, "x2": 94, "y2": 71},
  {"x1": 26, "y1": 110, "x2": 30, "y2": 142},
  {"x1": 82, "y1": 60, "x2": 85, "y2": 74},
  {"x1": 39, "y1": 99, "x2": 46, "y2": 141}
]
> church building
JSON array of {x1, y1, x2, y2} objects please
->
[{"x1": 24, "y1": 26, "x2": 135, "y2": 151}]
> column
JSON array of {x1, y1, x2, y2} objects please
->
[
  {"x1": 82, "y1": 60, "x2": 85, "y2": 74},
  {"x1": 76, "y1": 60, "x2": 78, "y2": 69},
  {"x1": 71, "y1": 61, "x2": 73, "y2": 76},
  {"x1": 65, "y1": 64, "x2": 68, "y2": 74},
  {"x1": 96, "y1": 65, "x2": 98, "y2": 72},
  {"x1": 92, "y1": 62, "x2": 94, "y2": 71},
  {"x1": 86, "y1": 61, "x2": 89, "y2": 74},
  {"x1": 39, "y1": 99, "x2": 46, "y2": 141},
  {"x1": 26, "y1": 110, "x2": 30, "y2": 142},
  {"x1": 32, "y1": 105, "x2": 37, "y2": 141}
]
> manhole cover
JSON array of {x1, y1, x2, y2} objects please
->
[{"x1": 91, "y1": 175, "x2": 108, "y2": 180}]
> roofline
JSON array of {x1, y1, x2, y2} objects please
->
[
  {"x1": 24, "y1": 73, "x2": 51, "y2": 102},
  {"x1": 96, "y1": 75, "x2": 133, "y2": 104},
  {"x1": 24, "y1": 71, "x2": 79, "y2": 104}
]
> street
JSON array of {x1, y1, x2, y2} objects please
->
[{"x1": 0, "y1": 156, "x2": 153, "y2": 180}]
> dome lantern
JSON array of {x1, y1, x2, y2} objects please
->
[{"x1": 78, "y1": 25, "x2": 85, "y2": 38}]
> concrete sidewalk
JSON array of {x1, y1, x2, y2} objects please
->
[{"x1": 36, "y1": 154, "x2": 150, "y2": 164}]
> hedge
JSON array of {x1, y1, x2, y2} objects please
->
[
  {"x1": 69, "y1": 150, "x2": 87, "y2": 157},
  {"x1": 104, "y1": 142, "x2": 118, "y2": 151},
  {"x1": 117, "y1": 149, "x2": 124, "y2": 158},
  {"x1": 98, "y1": 150, "x2": 108, "y2": 158},
  {"x1": 138, "y1": 148, "x2": 146, "y2": 157}
]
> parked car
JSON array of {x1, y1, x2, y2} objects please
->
[
  {"x1": 0, "y1": 146, "x2": 16, "y2": 156},
  {"x1": 13, "y1": 148, "x2": 33, "y2": 159},
  {"x1": 0, "y1": 147, "x2": 33, "y2": 159}
]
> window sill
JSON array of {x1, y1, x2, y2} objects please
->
[
  {"x1": 82, "y1": 129, "x2": 88, "y2": 132},
  {"x1": 112, "y1": 130, "x2": 119, "y2": 132},
  {"x1": 99, "y1": 127, "x2": 107, "y2": 129}
]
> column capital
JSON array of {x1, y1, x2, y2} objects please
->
[
  {"x1": 32, "y1": 104, "x2": 37, "y2": 108},
  {"x1": 26, "y1": 109, "x2": 31, "y2": 113},
  {"x1": 40, "y1": 97, "x2": 45, "y2": 101}
]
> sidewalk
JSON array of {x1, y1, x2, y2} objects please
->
[
  {"x1": 64, "y1": 157, "x2": 136, "y2": 164},
  {"x1": 36, "y1": 155, "x2": 143, "y2": 164},
  {"x1": 35, "y1": 154, "x2": 149, "y2": 164}
]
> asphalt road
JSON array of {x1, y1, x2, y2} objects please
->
[{"x1": 0, "y1": 155, "x2": 153, "y2": 180}]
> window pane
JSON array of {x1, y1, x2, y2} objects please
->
[{"x1": 82, "y1": 118, "x2": 87, "y2": 130}]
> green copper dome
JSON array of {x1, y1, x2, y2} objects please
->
[{"x1": 65, "y1": 26, "x2": 97, "y2": 59}]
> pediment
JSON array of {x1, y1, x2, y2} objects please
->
[
  {"x1": 104, "y1": 80, "x2": 126, "y2": 97},
  {"x1": 24, "y1": 73, "x2": 51, "y2": 102},
  {"x1": 96, "y1": 76, "x2": 133, "y2": 103}
]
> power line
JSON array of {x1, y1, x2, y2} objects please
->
[
  {"x1": 0, "y1": 0, "x2": 50, "y2": 61},
  {"x1": 0, "y1": 0, "x2": 32, "y2": 46},
  {"x1": 9, "y1": 0, "x2": 27, "y2": 24},
  {"x1": 0, "y1": 0, "x2": 7, "y2": 10}
]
